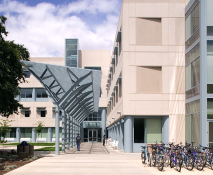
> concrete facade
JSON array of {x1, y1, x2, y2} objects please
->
[{"x1": 107, "y1": 0, "x2": 190, "y2": 152}]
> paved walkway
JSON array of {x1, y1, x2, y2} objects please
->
[{"x1": 6, "y1": 143, "x2": 213, "y2": 175}]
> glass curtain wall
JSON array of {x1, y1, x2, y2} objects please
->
[{"x1": 65, "y1": 39, "x2": 78, "y2": 67}]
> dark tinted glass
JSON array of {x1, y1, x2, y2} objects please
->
[
  {"x1": 25, "y1": 89, "x2": 32, "y2": 98},
  {"x1": 25, "y1": 111, "x2": 30, "y2": 117},
  {"x1": 207, "y1": 84, "x2": 213, "y2": 93},
  {"x1": 207, "y1": 26, "x2": 213, "y2": 36},
  {"x1": 24, "y1": 71, "x2": 30, "y2": 78},
  {"x1": 134, "y1": 118, "x2": 145, "y2": 143},
  {"x1": 41, "y1": 111, "x2": 46, "y2": 117}
]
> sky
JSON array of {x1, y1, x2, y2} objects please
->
[{"x1": 0, "y1": 0, "x2": 122, "y2": 57}]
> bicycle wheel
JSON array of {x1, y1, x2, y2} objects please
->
[
  {"x1": 195, "y1": 156, "x2": 205, "y2": 171},
  {"x1": 176, "y1": 157, "x2": 182, "y2": 172},
  {"x1": 157, "y1": 156, "x2": 164, "y2": 171},
  {"x1": 148, "y1": 154, "x2": 152, "y2": 167},
  {"x1": 141, "y1": 152, "x2": 145, "y2": 164},
  {"x1": 170, "y1": 155, "x2": 174, "y2": 168},
  {"x1": 186, "y1": 156, "x2": 194, "y2": 171},
  {"x1": 152, "y1": 154, "x2": 156, "y2": 167}
]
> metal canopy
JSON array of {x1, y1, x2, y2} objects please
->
[{"x1": 21, "y1": 60, "x2": 102, "y2": 155}]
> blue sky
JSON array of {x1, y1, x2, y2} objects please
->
[{"x1": 0, "y1": 0, "x2": 122, "y2": 57}]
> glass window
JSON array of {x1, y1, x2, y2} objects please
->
[
  {"x1": 134, "y1": 118, "x2": 145, "y2": 143},
  {"x1": 84, "y1": 67, "x2": 101, "y2": 71},
  {"x1": 185, "y1": 14, "x2": 191, "y2": 41},
  {"x1": 21, "y1": 128, "x2": 32, "y2": 138},
  {"x1": 24, "y1": 71, "x2": 30, "y2": 78},
  {"x1": 186, "y1": 85, "x2": 200, "y2": 100},
  {"x1": 66, "y1": 50, "x2": 77, "y2": 56},
  {"x1": 207, "y1": 26, "x2": 213, "y2": 36},
  {"x1": 191, "y1": 113, "x2": 200, "y2": 146},
  {"x1": 207, "y1": 56, "x2": 213, "y2": 84},
  {"x1": 191, "y1": 4, "x2": 199, "y2": 34},
  {"x1": 185, "y1": 99, "x2": 200, "y2": 115},
  {"x1": 185, "y1": 43, "x2": 200, "y2": 65},
  {"x1": 20, "y1": 88, "x2": 33, "y2": 98},
  {"x1": 192, "y1": 58, "x2": 200, "y2": 87},
  {"x1": 207, "y1": 41, "x2": 213, "y2": 55},
  {"x1": 207, "y1": 84, "x2": 213, "y2": 94},
  {"x1": 146, "y1": 118, "x2": 162, "y2": 143},
  {"x1": 207, "y1": 0, "x2": 213, "y2": 26},
  {"x1": 25, "y1": 111, "x2": 30, "y2": 117},
  {"x1": 185, "y1": 64, "x2": 192, "y2": 91},
  {"x1": 36, "y1": 88, "x2": 48, "y2": 98},
  {"x1": 185, "y1": 115, "x2": 191, "y2": 143},
  {"x1": 41, "y1": 111, "x2": 46, "y2": 117}
]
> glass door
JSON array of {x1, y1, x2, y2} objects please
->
[
  {"x1": 208, "y1": 121, "x2": 213, "y2": 150},
  {"x1": 88, "y1": 129, "x2": 97, "y2": 142}
]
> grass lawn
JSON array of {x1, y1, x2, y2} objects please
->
[
  {"x1": 34, "y1": 147, "x2": 63, "y2": 151},
  {"x1": 2, "y1": 143, "x2": 58, "y2": 146}
]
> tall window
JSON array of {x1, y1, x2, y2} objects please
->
[
  {"x1": 24, "y1": 71, "x2": 30, "y2": 78},
  {"x1": 37, "y1": 108, "x2": 46, "y2": 117},
  {"x1": 66, "y1": 39, "x2": 78, "y2": 67},
  {"x1": 21, "y1": 128, "x2": 32, "y2": 138},
  {"x1": 134, "y1": 118, "x2": 162, "y2": 143}
]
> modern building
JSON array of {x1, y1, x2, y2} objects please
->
[
  {"x1": 185, "y1": 0, "x2": 213, "y2": 148},
  {"x1": 4, "y1": 46, "x2": 110, "y2": 143},
  {"x1": 3, "y1": 0, "x2": 213, "y2": 153},
  {"x1": 106, "y1": 0, "x2": 189, "y2": 153}
]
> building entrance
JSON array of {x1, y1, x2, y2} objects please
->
[
  {"x1": 88, "y1": 129, "x2": 98, "y2": 142},
  {"x1": 208, "y1": 121, "x2": 213, "y2": 149}
]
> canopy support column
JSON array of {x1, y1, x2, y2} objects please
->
[
  {"x1": 55, "y1": 105, "x2": 60, "y2": 155},
  {"x1": 62, "y1": 109, "x2": 65, "y2": 152},
  {"x1": 66, "y1": 114, "x2": 70, "y2": 150}
]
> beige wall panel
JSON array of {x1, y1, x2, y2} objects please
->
[
  {"x1": 163, "y1": 101, "x2": 169, "y2": 114},
  {"x1": 175, "y1": 18, "x2": 185, "y2": 46},
  {"x1": 169, "y1": 114, "x2": 185, "y2": 143},
  {"x1": 135, "y1": 3, "x2": 162, "y2": 17},
  {"x1": 129, "y1": 45, "x2": 136, "y2": 52},
  {"x1": 135, "y1": 101, "x2": 163, "y2": 115},
  {"x1": 122, "y1": 3, "x2": 129, "y2": 52},
  {"x1": 175, "y1": 66, "x2": 185, "y2": 94},
  {"x1": 99, "y1": 98, "x2": 107, "y2": 108},
  {"x1": 169, "y1": 53, "x2": 185, "y2": 66},
  {"x1": 169, "y1": 46, "x2": 185, "y2": 53},
  {"x1": 162, "y1": 66, "x2": 170, "y2": 93},
  {"x1": 129, "y1": 94, "x2": 136, "y2": 101},
  {"x1": 101, "y1": 67, "x2": 109, "y2": 78},
  {"x1": 179, "y1": 101, "x2": 185, "y2": 115},
  {"x1": 128, "y1": 3, "x2": 136, "y2": 17},
  {"x1": 129, "y1": 66, "x2": 136, "y2": 93},
  {"x1": 168, "y1": 3, "x2": 185, "y2": 17},
  {"x1": 135, "y1": 94, "x2": 163, "y2": 101},
  {"x1": 161, "y1": 3, "x2": 169, "y2": 17},
  {"x1": 168, "y1": 18, "x2": 176, "y2": 45},
  {"x1": 135, "y1": 53, "x2": 168, "y2": 66},
  {"x1": 169, "y1": 94, "x2": 185, "y2": 101},
  {"x1": 169, "y1": 100, "x2": 179, "y2": 115},
  {"x1": 135, "y1": 46, "x2": 169, "y2": 52},
  {"x1": 168, "y1": 66, "x2": 177, "y2": 94},
  {"x1": 136, "y1": 18, "x2": 162, "y2": 45},
  {"x1": 162, "y1": 18, "x2": 169, "y2": 45},
  {"x1": 129, "y1": 52, "x2": 136, "y2": 65},
  {"x1": 101, "y1": 77, "x2": 108, "y2": 87},
  {"x1": 136, "y1": 66, "x2": 162, "y2": 94},
  {"x1": 129, "y1": 18, "x2": 136, "y2": 45},
  {"x1": 129, "y1": 101, "x2": 136, "y2": 115},
  {"x1": 81, "y1": 50, "x2": 102, "y2": 66}
]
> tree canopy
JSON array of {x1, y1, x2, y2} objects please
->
[{"x1": 0, "y1": 16, "x2": 30, "y2": 117}]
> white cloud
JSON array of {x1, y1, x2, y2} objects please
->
[{"x1": 0, "y1": 0, "x2": 121, "y2": 57}]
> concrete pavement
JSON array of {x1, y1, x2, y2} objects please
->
[{"x1": 6, "y1": 143, "x2": 213, "y2": 175}]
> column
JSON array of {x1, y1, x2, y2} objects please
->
[
  {"x1": 32, "y1": 88, "x2": 36, "y2": 101},
  {"x1": 120, "y1": 119, "x2": 124, "y2": 150},
  {"x1": 124, "y1": 116, "x2": 133, "y2": 153},
  {"x1": 66, "y1": 114, "x2": 70, "y2": 150},
  {"x1": 101, "y1": 108, "x2": 106, "y2": 142},
  {"x1": 55, "y1": 105, "x2": 60, "y2": 155},
  {"x1": 70, "y1": 116, "x2": 73, "y2": 148},
  {"x1": 32, "y1": 127, "x2": 36, "y2": 142},
  {"x1": 117, "y1": 121, "x2": 121, "y2": 149},
  {"x1": 47, "y1": 127, "x2": 52, "y2": 143},
  {"x1": 73, "y1": 118, "x2": 75, "y2": 146},
  {"x1": 16, "y1": 127, "x2": 20, "y2": 142},
  {"x1": 61, "y1": 109, "x2": 65, "y2": 152}
]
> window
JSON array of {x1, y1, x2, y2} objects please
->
[
  {"x1": 21, "y1": 128, "x2": 32, "y2": 138},
  {"x1": 134, "y1": 118, "x2": 162, "y2": 143},
  {"x1": 185, "y1": 43, "x2": 200, "y2": 66},
  {"x1": 207, "y1": 41, "x2": 213, "y2": 55},
  {"x1": 20, "y1": 88, "x2": 33, "y2": 99},
  {"x1": 66, "y1": 39, "x2": 78, "y2": 68},
  {"x1": 36, "y1": 88, "x2": 48, "y2": 98},
  {"x1": 136, "y1": 18, "x2": 162, "y2": 45},
  {"x1": 207, "y1": 98, "x2": 213, "y2": 119},
  {"x1": 185, "y1": 99, "x2": 200, "y2": 115},
  {"x1": 37, "y1": 108, "x2": 46, "y2": 117},
  {"x1": 207, "y1": 0, "x2": 213, "y2": 36},
  {"x1": 84, "y1": 66, "x2": 101, "y2": 71},
  {"x1": 185, "y1": 3, "x2": 200, "y2": 41},
  {"x1": 6, "y1": 128, "x2": 16, "y2": 138},
  {"x1": 25, "y1": 110, "x2": 30, "y2": 117},
  {"x1": 85, "y1": 110, "x2": 102, "y2": 121},
  {"x1": 37, "y1": 128, "x2": 48, "y2": 138},
  {"x1": 100, "y1": 87, "x2": 102, "y2": 97},
  {"x1": 24, "y1": 71, "x2": 30, "y2": 78},
  {"x1": 136, "y1": 66, "x2": 162, "y2": 94}
]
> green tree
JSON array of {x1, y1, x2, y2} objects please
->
[
  {"x1": 0, "y1": 16, "x2": 30, "y2": 117},
  {"x1": 34, "y1": 121, "x2": 45, "y2": 142},
  {"x1": 0, "y1": 119, "x2": 13, "y2": 143}
]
